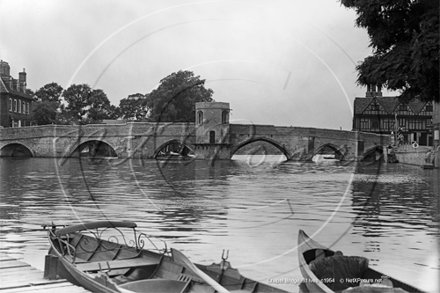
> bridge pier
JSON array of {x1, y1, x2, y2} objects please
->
[
  {"x1": 194, "y1": 144, "x2": 231, "y2": 160},
  {"x1": 355, "y1": 131, "x2": 364, "y2": 161}
]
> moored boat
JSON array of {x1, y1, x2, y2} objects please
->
[
  {"x1": 297, "y1": 230, "x2": 425, "y2": 293},
  {"x1": 312, "y1": 154, "x2": 339, "y2": 165},
  {"x1": 43, "y1": 221, "x2": 289, "y2": 293}
]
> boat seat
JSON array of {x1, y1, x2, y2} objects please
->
[
  {"x1": 309, "y1": 255, "x2": 369, "y2": 292},
  {"x1": 75, "y1": 257, "x2": 160, "y2": 272},
  {"x1": 118, "y1": 279, "x2": 189, "y2": 293}
]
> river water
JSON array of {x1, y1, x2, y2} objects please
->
[{"x1": 0, "y1": 156, "x2": 438, "y2": 292}]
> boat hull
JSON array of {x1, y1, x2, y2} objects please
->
[
  {"x1": 44, "y1": 221, "x2": 290, "y2": 293},
  {"x1": 46, "y1": 248, "x2": 121, "y2": 293},
  {"x1": 298, "y1": 230, "x2": 333, "y2": 293},
  {"x1": 297, "y1": 230, "x2": 425, "y2": 293}
]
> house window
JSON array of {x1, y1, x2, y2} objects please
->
[
  {"x1": 27, "y1": 102, "x2": 30, "y2": 114},
  {"x1": 398, "y1": 104, "x2": 414, "y2": 115},
  {"x1": 354, "y1": 118, "x2": 360, "y2": 130},
  {"x1": 18, "y1": 100, "x2": 21, "y2": 113},
  {"x1": 9, "y1": 98, "x2": 12, "y2": 111},
  {"x1": 197, "y1": 111, "x2": 203, "y2": 125},
  {"x1": 209, "y1": 131, "x2": 215, "y2": 144},
  {"x1": 426, "y1": 118, "x2": 433, "y2": 127},
  {"x1": 14, "y1": 99, "x2": 17, "y2": 112},
  {"x1": 360, "y1": 119, "x2": 369, "y2": 130},
  {"x1": 420, "y1": 103, "x2": 433, "y2": 115},
  {"x1": 381, "y1": 119, "x2": 394, "y2": 131},
  {"x1": 399, "y1": 118, "x2": 407, "y2": 128},
  {"x1": 371, "y1": 119, "x2": 379, "y2": 130},
  {"x1": 408, "y1": 119, "x2": 425, "y2": 130},
  {"x1": 222, "y1": 110, "x2": 228, "y2": 124},
  {"x1": 22, "y1": 101, "x2": 26, "y2": 113}
]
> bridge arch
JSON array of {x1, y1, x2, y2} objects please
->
[
  {"x1": 361, "y1": 145, "x2": 384, "y2": 162},
  {"x1": 70, "y1": 140, "x2": 118, "y2": 158},
  {"x1": 313, "y1": 143, "x2": 346, "y2": 160},
  {"x1": 231, "y1": 137, "x2": 292, "y2": 159},
  {"x1": 0, "y1": 142, "x2": 34, "y2": 157},
  {"x1": 153, "y1": 139, "x2": 195, "y2": 158}
]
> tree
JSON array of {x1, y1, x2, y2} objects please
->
[
  {"x1": 35, "y1": 82, "x2": 63, "y2": 103},
  {"x1": 106, "y1": 104, "x2": 120, "y2": 120},
  {"x1": 62, "y1": 84, "x2": 116, "y2": 124},
  {"x1": 146, "y1": 70, "x2": 214, "y2": 122},
  {"x1": 87, "y1": 89, "x2": 114, "y2": 122},
  {"x1": 31, "y1": 82, "x2": 64, "y2": 125},
  {"x1": 31, "y1": 100, "x2": 58, "y2": 125},
  {"x1": 26, "y1": 88, "x2": 35, "y2": 97},
  {"x1": 117, "y1": 93, "x2": 149, "y2": 120},
  {"x1": 341, "y1": 0, "x2": 439, "y2": 102},
  {"x1": 62, "y1": 84, "x2": 91, "y2": 124}
]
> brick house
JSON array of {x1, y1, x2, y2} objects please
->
[
  {"x1": 352, "y1": 85, "x2": 434, "y2": 146},
  {"x1": 0, "y1": 60, "x2": 34, "y2": 128}
]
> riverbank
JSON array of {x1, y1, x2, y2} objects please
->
[{"x1": 394, "y1": 144, "x2": 438, "y2": 168}]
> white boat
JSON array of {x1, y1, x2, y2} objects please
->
[{"x1": 312, "y1": 154, "x2": 339, "y2": 164}]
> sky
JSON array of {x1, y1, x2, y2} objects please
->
[{"x1": 0, "y1": 0, "x2": 394, "y2": 129}]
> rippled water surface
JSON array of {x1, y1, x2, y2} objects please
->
[{"x1": 0, "y1": 156, "x2": 438, "y2": 292}]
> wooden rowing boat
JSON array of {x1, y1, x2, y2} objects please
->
[
  {"x1": 43, "y1": 221, "x2": 289, "y2": 293},
  {"x1": 297, "y1": 230, "x2": 425, "y2": 293}
]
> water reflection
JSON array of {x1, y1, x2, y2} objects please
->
[
  {"x1": 0, "y1": 157, "x2": 438, "y2": 292},
  {"x1": 351, "y1": 164, "x2": 438, "y2": 236}
]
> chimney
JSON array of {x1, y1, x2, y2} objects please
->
[
  {"x1": 366, "y1": 84, "x2": 373, "y2": 97},
  {"x1": 12, "y1": 78, "x2": 19, "y2": 91},
  {"x1": 366, "y1": 84, "x2": 382, "y2": 97},
  {"x1": 376, "y1": 84, "x2": 382, "y2": 97},
  {"x1": 19, "y1": 69, "x2": 26, "y2": 92},
  {"x1": 0, "y1": 60, "x2": 10, "y2": 77}
]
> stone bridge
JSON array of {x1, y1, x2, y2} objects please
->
[
  {"x1": 227, "y1": 124, "x2": 389, "y2": 161},
  {"x1": 0, "y1": 121, "x2": 390, "y2": 162},
  {"x1": 0, "y1": 122, "x2": 194, "y2": 159}
]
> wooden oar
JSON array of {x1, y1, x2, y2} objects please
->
[{"x1": 171, "y1": 248, "x2": 230, "y2": 293}]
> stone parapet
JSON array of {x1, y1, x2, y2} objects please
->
[{"x1": 0, "y1": 123, "x2": 196, "y2": 158}]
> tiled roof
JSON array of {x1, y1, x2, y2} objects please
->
[
  {"x1": 0, "y1": 76, "x2": 33, "y2": 100},
  {"x1": 354, "y1": 97, "x2": 373, "y2": 114},
  {"x1": 354, "y1": 96, "x2": 429, "y2": 115},
  {"x1": 376, "y1": 97, "x2": 400, "y2": 114},
  {"x1": 408, "y1": 98, "x2": 427, "y2": 114},
  {"x1": 0, "y1": 77, "x2": 7, "y2": 93}
]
